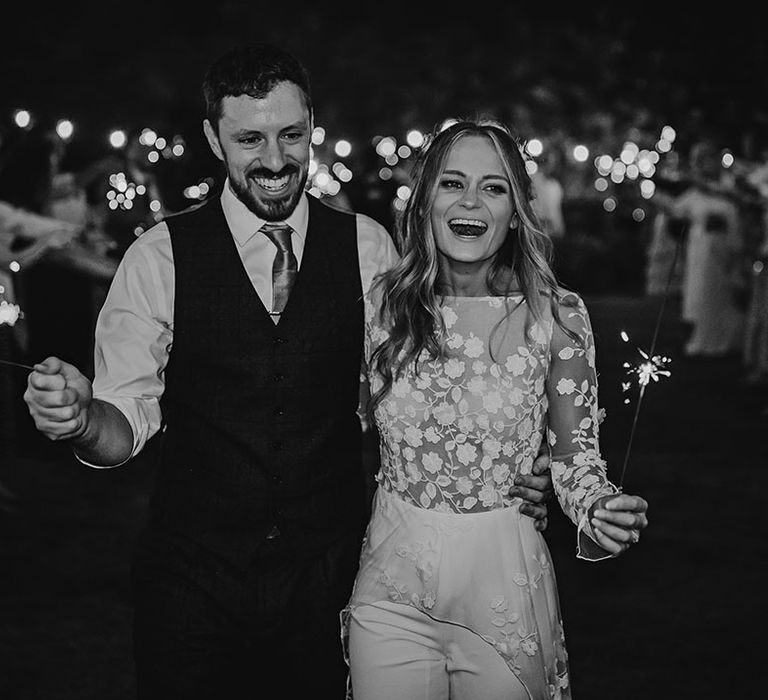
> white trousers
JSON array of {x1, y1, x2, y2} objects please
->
[{"x1": 348, "y1": 601, "x2": 531, "y2": 700}]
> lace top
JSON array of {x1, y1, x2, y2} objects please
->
[{"x1": 364, "y1": 290, "x2": 618, "y2": 539}]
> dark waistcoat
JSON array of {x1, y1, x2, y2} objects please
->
[{"x1": 149, "y1": 195, "x2": 366, "y2": 567}]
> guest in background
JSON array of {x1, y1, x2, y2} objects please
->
[
  {"x1": 741, "y1": 157, "x2": 768, "y2": 389},
  {"x1": 0, "y1": 126, "x2": 82, "y2": 492},
  {"x1": 644, "y1": 173, "x2": 689, "y2": 299},
  {"x1": 530, "y1": 146, "x2": 566, "y2": 241},
  {"x1": 0, "y1": 123, "x2": 117, "y2": 378},
  {"x1": 673, "y1": 140, "x2": 744, "y2": 357}
]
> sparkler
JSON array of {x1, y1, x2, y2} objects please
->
[
  {"x1": 619, "y1": 335, "x2": 672, "y2": 488},
  {"x1": 0, "y1": 359, "x2": 34, "y2": 370},
  {"x1": 0, "y1": 300, "x2": 21, "y2": 327},
  {"x1": 615, "y1": 217, "x2": 686, "y2": 488},
  {"x1": 0, "y1": 299, "x2": 33, "y2": 370}
]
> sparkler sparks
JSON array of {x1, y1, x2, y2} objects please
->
[
  {"x1": 0, "y1": 299, "x2": 33, "y2": 369},
  {"x1": 633, "y1": 350, "x2": 672, "y2": 387},
  {"x1": 0, "y1": 300, "x2": 21, "y2": 327},
  {"x1": 617, "y1": 331, "x2": 673, "y2": 488},
  {"x1": 622, "y1": 341, "x2": 672, "y2": 400}
]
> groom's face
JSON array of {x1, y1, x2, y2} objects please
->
[{"x1": 203, "y1": 81, "x2": 311, "y2": 221}]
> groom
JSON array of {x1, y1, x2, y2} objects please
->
[{"x1": 23, "y1": 43, "x2": 554, "y2": 698}]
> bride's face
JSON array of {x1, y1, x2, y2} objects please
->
[{"x1": 431, "y1": 135, "x2": 516, "y2": 272}]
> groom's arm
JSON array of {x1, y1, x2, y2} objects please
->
[{"x1": 509, "y1": 449, "x2": 553, "y2": 532}]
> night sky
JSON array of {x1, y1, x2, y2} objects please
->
[{"x1": 2, "y1": 3, "x2": 766, "y2": 172}]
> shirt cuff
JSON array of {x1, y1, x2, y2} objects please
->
[
  {"x1": 72, "y1": 450, "x2": 131, "y2": 469},
  {"x1": 96, "y1": 395, "x2": 158, "y2": 457},
  {"x1": 71, "y1": 397, "x2": 148, "y2": 468}
]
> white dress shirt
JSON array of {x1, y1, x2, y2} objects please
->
[{"x1": 90, "y1": 181, "x2": 398, "y2": 462}]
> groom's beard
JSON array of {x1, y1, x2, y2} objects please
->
[{"x1": 229, "y1": 164, "x2": 308, "y2": 221}]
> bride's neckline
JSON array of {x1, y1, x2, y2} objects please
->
[{"x1": 439, "y1": 293, "x2": 525, "y2": 300}]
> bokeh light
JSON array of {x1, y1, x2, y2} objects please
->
[
  {"x1": 573, "y1": 145, "x2": 589, "y2": 162},
  {"x1": 334, "y1": 139, "x2": 352, "y2": 157},
  {"x1": 526, "y1": 139, "x2": 543, "y2": 157},
  {"x1": 109, "y1": 129, "x2": 127, "y2": 148},
  {"x1": 311, "y1": 126, "x2": 326, "y2": 145},
  {"x1": 13, "y1": 109, "x2": 32, "y2": 128},
  {"x1": 406, "y1": 130, "x2": 425, "y2": 148},
  {"x1": 55, "y1": 119, "x2": 74, "y2": 140}
]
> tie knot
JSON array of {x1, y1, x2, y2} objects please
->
[{"x1": 260, "y1": 222, "x2": 294, "y2": 252}]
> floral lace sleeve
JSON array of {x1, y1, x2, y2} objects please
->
[{"x1": 546, "y1": 293, "x2": 619, "y2": 561}]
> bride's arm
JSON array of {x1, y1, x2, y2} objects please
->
[{"x1": 545, "y1": 292, "x2": 620, "y2": 560}]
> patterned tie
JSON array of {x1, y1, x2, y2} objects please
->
[{"x1": 260, "y1": 222, "x2": 298, "y2": 316}]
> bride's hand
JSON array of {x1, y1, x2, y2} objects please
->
[{"x1": 589, "y1": 493, "x2": 649, "y2": 556}]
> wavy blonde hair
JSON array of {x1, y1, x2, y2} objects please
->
[{"x1": 369, "y1": 118, "x2": 577, "y2": 414}]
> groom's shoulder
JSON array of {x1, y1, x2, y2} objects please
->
[{"x1": 163, "y1": 198, "x2": 213, "y2": 224}]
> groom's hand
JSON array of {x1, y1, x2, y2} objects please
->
[{"x1": 509, "y1": 451, "x2": 553, "y2": 532}]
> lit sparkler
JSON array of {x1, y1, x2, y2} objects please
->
[
  {"x1": 622, "y1": 342, "x2": 672, "y2": 399},
  {"x1": 615, "y1": 217, "x2": 686, "y2": 488},
  {"x1": 618, "y1": 332, "x2": 672, "y2": 487},
  {"x1": 0, "y1": 300, "x2": 21, "y2": 327},
  {"x1": 0, "y1": 359, "x2": 34, "y2": 370},
  {"x1": 0, "y1": 299, "x2": 33, "y2": 370}
]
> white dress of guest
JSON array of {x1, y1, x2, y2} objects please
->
[
  {"x1": 645, "y1": 209, "x2": 686, "y2": 297},
  {"x1": 675, "y1": 184, "x2": 743, "y2": 356},
  {"x1": 743, "y1": 163, "x2": 768, "y2": 381},
  {"x1": 530, "y1": 171, "x2": 565, "y2": 240}
]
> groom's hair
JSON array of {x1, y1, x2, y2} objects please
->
[{"x1": 202, "y1": 43, "x2": 313, "y2": 131}]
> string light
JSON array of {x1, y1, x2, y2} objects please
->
[
  {"x1": 334, "y1": 140, "x2": 352, "y2": 157},
  {"x1": 55, "y1": 119, "x2": 74, "y2": 141},
  {"x1": 573, "y1": 144, "x2": 589, "y2": 162},
  {"x1": 13, "y1": 109, "x2": 32, "y2": 129},
  {"x1": 525, "y1": 138, "x2": 543, "y2": 158},
  {"x1": 406, "y1": 130, "x2": 424, "y2": 148},
  {"x1": 106, "y1": 172, "x2": 141, "y2": 210},
  {"x1": 109, "y1": 129, "x2": 127, "y2": 149},
  {"x1": 0, "y1": 107, "x2": 712, "y2": 220}
]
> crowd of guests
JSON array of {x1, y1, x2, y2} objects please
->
[
  {"x1": 643, "y1": 138, "x2": 768, "y2": 419},
  {"x1": 0, "y1": 122, "x2": 168, "y2": 473}
]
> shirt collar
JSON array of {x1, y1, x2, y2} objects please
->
[{"x1": 220, "y1": 178, "x2": 309, "y2": 247}]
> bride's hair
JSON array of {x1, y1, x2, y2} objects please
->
[{"x1": 368, "y1": 117, "x2": 578, "y2": 416}]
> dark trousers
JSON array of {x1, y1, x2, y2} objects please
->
[{"x1": 131, "y1": 525, "x2": 363, "y2": 699}]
